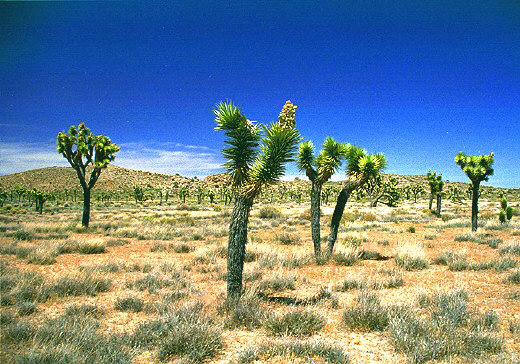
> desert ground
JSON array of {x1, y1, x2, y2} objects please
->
[{"x1": 1, "y1": 194, "x2": 519, "y2": 364}]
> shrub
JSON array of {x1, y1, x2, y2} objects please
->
[
  {"x1": 218, "y1": 292, "x2": 267, "y2": 330},
  {"x1": 264, "y1": 310, "x2": 326, "y2": 336},
  {"x1": 258, "y1": 206, "x2": 282, "y2": 219},
  {"x1": 395, "y1": 243, "x2": 428, "y2": 271},
  {"x1": 235, "y1": 340, "x2": 350, "y2": 364},
  {"x1": 389, "y1": 291, "x2": 504, "y2": 364},
  {"x1": 505, "y1": 270, "x2": 520, "y2": 284},
  {"x1": 26, "y1": 248, "x2": 58, "y2": 265},
  {"x1": 499, "y1": 241, "x2": 520, "y2": 256},
  {"x1": 14, "y1": 229, "x2": 34, "y2": 241},
  {"x1": 17, "y1": 301, "x2": 37, "y2": 316},
  {"x1": 114, "y1": 297, "x2": 144, "y2": 312},
  {"x1": 342, "y1": 291, "x2": 391, "y2": 332},
  {"x1": 259, "y1": 275, "x2": 296, "y2": 292},
  {"x1": 65, "y1": 304, "x2": 102, "y2": 318},
  {"x1": 50, "y1": 274, "x2": 111, "y2": 297},
  {"x1": 407, "y1": 226, "x2": 416, "y2": 233},
  {"x1": 276, "y1": 233, "x2": 300, "y2": 245},
  {"x1": 172, "y1": 243, "x2": 193, "y2": 253}
]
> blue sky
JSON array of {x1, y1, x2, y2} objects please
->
[{"x1": 1, "y1": 1, "x2": 519, "y2": 187}]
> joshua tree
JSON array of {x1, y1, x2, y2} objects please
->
[
  {"x1": 426, "y1": 170, "x2": 444, "y2": 215},
  {"x1": 207, "y1": 188, "x2": 216, "y2": 204},
  {"x1": 455, "y1": 152, "x2": 494, "y2": 231},
  {"x1": 499, "y1": 194, "x2": 513, "y2": 224},
  {"x1": 0, "y1": 187, "x2": 7, "y2": 207},
  {"x1": 365, "y1": 176, "x2": 401, "y2": 207},
  {"x1": 179, "y1": 186, "x2": 189, "y2": 203},
  {"x1": 57, "y1": 123, "x2": 120, "y2": 227},
  {"x1": 215, "y1": 100, "x2": 300, "y2": 300},
  {"x1": 327, "y1": 150, "x2": 386, "y2": 255},
  {"x1": 409, "y1": 184, "x2": 424, "y2": 203},
  {"x1": 296, "y1": 137, "x2": 348, "y2": 257},
  {"x1": 31, "y1": 188, "x2": 47, "y2": 214}
]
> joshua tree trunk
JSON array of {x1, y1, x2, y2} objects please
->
[
  {"x1": 82, "y1": 188, "x2": 91, "y2": 227},
  {"x1": 327, "y1": 181, "x2": 357, "y2": 255},
  {"x1": 227, "y1": 195, "x2": 253, "y2": 300},
  {"x1": 310, "y1": 181, "x2": 322, "y2": 257},
  {"x1": 429, "y1": 194, "x2": 434, "y2": 210},
  {"x1": 471, "y1": 182, "x2": 480, "y2": 232},
  {"x1": 436, "y1": 194, "x2": 442, "y2": 216}
]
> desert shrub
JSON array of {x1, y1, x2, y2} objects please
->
[
  {"x1": 433, "y1": 251, "x2": 469, "y2": 271},
  {"x1": 423, "y1": 234, "x2": 437, "y2": 240},
  {"x1": 491, "y1": 257, "x2": 518, "y2": 272},
  {"x1": 57, "y1": 240, "x2": 105, "y2": 254},
  {"x1": 50, "y1": 274, "x2": 111, "y2": 297},
  {"x1": 235, "y1": 340, "x2": 350, "y2": 364},
  {"x1": 259, "y1": 275, "x2": 296, "y2": 292},
  {"x1": 133, "y1": 303, "x2": 223, "y2": 363},
  {"x1": 395, "y1": 243, "x2": 428, "y2": 271},
  {"x1": 65, "y1": 304, "x2": 102, "y2": 318},
  {"x1": 509, "y1": 318, "x2": 520, "y2": 337},
  {"x1": 505, "y1": 270, "x2": 520, "y2": 284},
  {"x1": 333, "y1": 245, "x2": 362, "y2": 266},
  {"x1": 114, "y1": 297, "x2": 144, "y2": 312},
  {"x1": 218, "y1": 292, "x2": 267, "y2": 330},
  {"x1": 14, "y1": 229, "x2": 35, "y2": 241},
  {"x1": 150, "y1": 243, "x2": 167, "y2": 252},
  {"x1": 26, "y1": 248, "x2": 58, "y2": 265},
  {"x1": 276, "y1": 233, "x2": 300, "y2": 245},
  {"x1": 105, "y1": 238, "x2": 129, "y2": 247},
  {"x1": 264, "y1": 310, "x2": 326, "y2": 336},
  {"x1": 407, "y1": 226, "x2": 416, "y2": 233},
  {"x1": 377, "y1": 239, "x2": 390, "y2": 246},
  {"x1": 389, "y1": 291, "x2": 504, "y2": 364},
  {"x1": 471, "y1": 311, "x2": 500, "y2": 332},
  {"x1": 342, "y1": 291, "x2": 391, "y2": 332},
  {"x1": 2, "y1": 321, "x2": 34, "y2": 343},
  {"x1": 454, "y1": 233, "x2": 485, "y2": 243},
  {"x1": 499, "y1": 241, "x2": 520, "y2": 256},
  {"x1": 258, "y1": 206, "x2": 282, "y2": 219},
  {"x1": 336, "y1": 273, "x2": 404, "y2": 292},
  {"x1": 17, "y1": 301, "x2": 37, "y2": 316},
  {"x1": 171, "y1": 243, "x2": 193, "y2": 253}
]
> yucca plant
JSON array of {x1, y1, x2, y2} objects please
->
[
  {"x1": 455, "y1": 152, "x2": 494, "y2": 231},
  {"x1": 326, "y1": 149, "x2": 386, "y2": 254},
  {"x1": 427, "y1": 170, "x2": 444, "y2": 215},
  {"x1": 57, "y1": 123, "x2": 120, "y2": 227},
  {"x1": 0, "y1": 187, "x2": 7, "y2": 207},
  {"x1": 409, "y1": 183, "x2": 424, "y2": 203},
  {"x1": 214, "y1": 100, "x2": 300, "y2": 299},
  {"x1": 499, "y1": 194, "x2": 513, "y2": 224},
  {"x1": 296, "y1": 137, "x2": 349, "y2": 257}
]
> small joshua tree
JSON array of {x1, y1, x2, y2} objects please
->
[
  {"x1": 409, "y1": 184, "x2": 424, "y2": 203},
  {"x1": 426, "y1": 170, "x2": 444, "y2": 215},
  {"x1": 296, "y1": 137, "x2": 348, "y2": 257},
  {"x1": 57, "y1": 123, "x2": 119, "y2": 227},
  {"x1": 455, "y1": 152, "x2": 494, "y2": 231},
  {"x1": 0, "y1": 187, "x2": 8, "y2": 207},
  {"x1": 327, "y1": 149, "x2": 386, "y2": 255},
  {"x1": 215, "y1": 100, "x2": 300, "y2": 300},
  {"x1": 499, "y1": 194, "x2": 513, "y2": 224}
]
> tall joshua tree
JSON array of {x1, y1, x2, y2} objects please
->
[
  {"x1": 296, "y1": 137, "x2": 348, "y2": 257},
  {"x1": 327, "y1": 149, "x2": 386, "y2": 255},
  {"x1": 455, "y1": 152, "x2": 494, "y2": 232},
  {"x1": 57, "y1": 123, "x2": 120, "y2": 227},
  {"x1": 215, "y1": 100, "x2": 300, "y2": 300}
]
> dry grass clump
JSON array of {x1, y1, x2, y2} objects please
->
[
  {"x1": 390, "y1": 290, "x2": 504, "y2": 364},
  {"x1": 342, "y1": 291, "x2": 395, "y2": 332},
  {"x1": 234, "y1": 340, "x2": 350, "y2": 364},
  {"x1": 264, "y1": 310, "x2": 327, "y2": 336},
  {"x1": 395, "y1": 242, "x2": 428, "y2": 271}
]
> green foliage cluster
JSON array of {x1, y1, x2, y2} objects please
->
[{"x1": 499, "y1": 194, "x2": 514, "y2": 224}]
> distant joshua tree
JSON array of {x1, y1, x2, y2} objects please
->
[
  {"x1": 455, "y1": 152, "x2": 494, "y2": 231},
  {"x1": 427, "y1": 170, "x2": 444, "y2": 215},
  {"x1": 214, "y1": 100, "x2": 300, "y2": 300},
  {"x1": 57, "y1": 123, "x2": 120, "y2": 227},
  {"x1": 296, "y1": 137, "x2": 348, "y2": 257}
]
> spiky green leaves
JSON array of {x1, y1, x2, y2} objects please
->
[
  {"x1": 347, "y1": 149, "x2": 386, "y2": 183},
  {"x1": 427, "y1": 170, "x2": 444, "y2": 193},
  {"x1": 455, "y1": 152, "x2": 494, "y2": 184},
  {"x1": 296, "y1": 140, "x2": 315, "y2": 175},
  {"x1": 214, "y1": 102, "x2": 261, "y2": 187},
  {"x1": 249, "y1": 122, "x2": 300, "y2": 187},
  {"x1": 57, "y1": 123, "x2": 120, "y2": 170},
  {"x1": 214, "y1": 100, "x2": 300, "y2": 198}
]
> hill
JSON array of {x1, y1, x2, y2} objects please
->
[{"x1": 0, "y1": 165, "x2": 518, "y2": 198}]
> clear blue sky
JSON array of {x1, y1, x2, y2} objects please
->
[{"x1": 1, "y1": 1, "x2": 519, "y2": 187}]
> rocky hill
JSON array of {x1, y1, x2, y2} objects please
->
[{"x1": 0, "y1": 165, "x2": 517, "y2": 198}]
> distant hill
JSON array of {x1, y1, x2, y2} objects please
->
[{"x1": 0, "y1": 165, "x2": 517, "y2": 198}]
